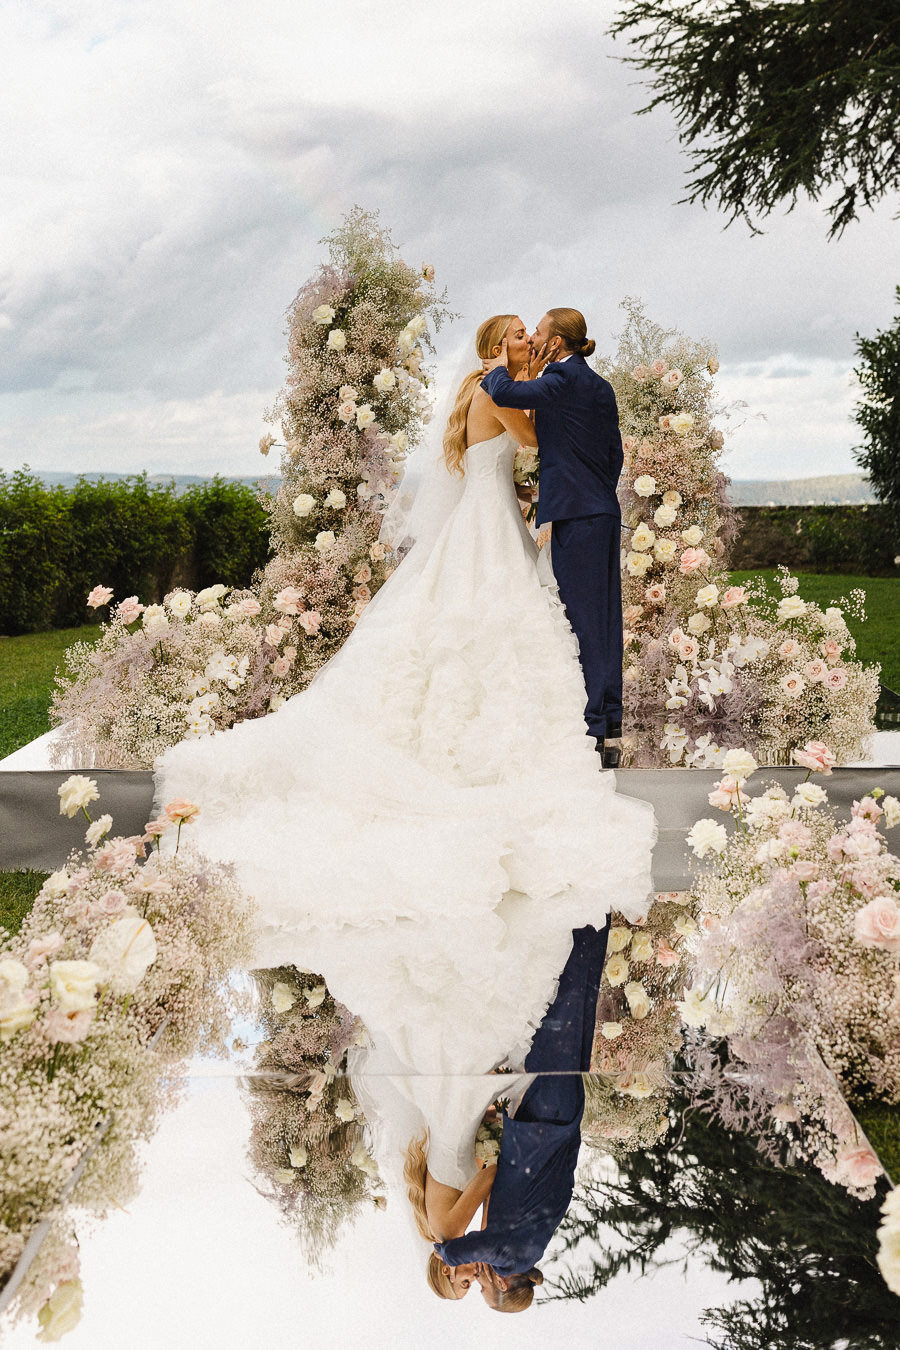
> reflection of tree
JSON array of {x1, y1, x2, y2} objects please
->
[{"x1": 543, "y1": 1095, "x2": 897, "y2": 1348}]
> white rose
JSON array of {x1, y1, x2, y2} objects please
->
[
  {"x1": 624, "y1": 980, "x2": 651, "y2": 1019},
  {"x1": 600, "y1": 1021, "x2": 624, "y2": 1039},
  {"x1": 85, "y1": 813, "x2": 114, "y2": 846},
  {"x1": 722, "y1": 748, "x2": 758, "y2": 782},
  {"x1": 882, "y1": 795, "x2": 900, "y2": 829},
  {"x1": 49, "y1": 960, "x2": 102, "y2": 1014},
  {"x1": 630, "y1": 931, "x2": 654, "y2": 962},
  {"x1": 289, "y1": 1144, "x2": 308, "y2": 1168},
  {"x1": 324, "y1": 488, "x2": 346, "y2": 509},
  {"x1": 271, "y1": 981, "x2": 296, "y2": 1013},
  {"x1": 670, "y1": 412, "x2": 694, "y2": 435},
  {"x1": 626, "y1": 551, "x2": 653, "y2": 577},
  {"x1": 326, "y1": 328, "x2": 346, "y2": 351},
  {"x1": 696, "y1": 584, "x2": 719, "y2": 609},
  {"x1": 389, "y1": 430, "x2": 409, "y2": 457},
  {"x1": 631, "y1": 523, "x2": 656, "y2": 552},
  {"x1": 166, "y1": 590, "x2": 192, "y2": 618},
  {"x1": 654, "y1": 538, "x2": 677, "y2": 563},
  {"x1": 339, "y1": 384, "x2": 358, "y2": 400},
  {"x1": 623, "y1": 1072, "x2": 654, "y2": 1098},
  {"x1": 312, "y1": 303, "x2": 335, "y2": 325},
  {"x1": 791, "y1": 782, "x2": 828, "y2": 809},
  {"x1": 409, "y1": 315, "x2": 427, "y2": 337},
  {"x1": 57, "y1": 775, "x2": 100, "y2": 819},
  {"x1": 687, "y1": 611, "x2": 711, "y2": 635},
  {"x1": 356, "y1": 403, "x2": 376, "y2": 429},
  {"x1": 43, "y1": 869, "x2": 70, "y2": 898},
  {"x1": 607, "y1": 926, "x2": 631, "y2": 953},
  {"x1": 662, "y1": 490, "x2": 682, "y2": 507},
  {"x1": 673, "y1": 914, "x2": 698, "y2": 937},
  {"x1": 89, "y1": 915, "x2": 157, "y2": 995},
  {"x1": 686, "y1": 818, "x2": 728, "y2": 858},
  {"x1": 777, "y1": 595, "x2": 807, "y2": 621},
  {"x1": 314, "y1": 530, "x2": 335, "y2": 553},
  {"x1": 604, "y1": 953, "x2": 630, "y2": 986},
  {"x1": 37, "y1": 1280, "x2": 84, "y2": 1341},
  {"x1": 292, "y1": 493, "x2": 316, "y2": 518},
  {"x1": 780, "y1": 671, "x2": 806, "y2": 698},
  {"x1": 680, "y1": 525, "x2": 704, "y2": 546},
  {"x1": 0, "y1": 957, "x2": 29, "y2": 999},
  {"x1": 654, "y1": 504, "x2": 678, "y2": 528},
  {"x1": 0, "y1": 994, "x2": 37, "y2": 1042},
  {"x1": 334, "y1": 1098, "x2": 356, "y2": 1122},
  {"x1": 273, "y1": 1169, "x2": 296, "y2": 1184},
  {"x1": 373, "y1": 368, "x2": 396, "y2": 393},
  {"x1": 633, "y1": 475, "x2": 657, "y2": 497}
]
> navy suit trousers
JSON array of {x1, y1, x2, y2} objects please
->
[
  {"x1": 551, "y1": 512, "x2": 623, "y2": 740},
  {"x1": 517, "y1": 921, "x2": 611, "y2": 1126}
]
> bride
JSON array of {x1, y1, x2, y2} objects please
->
[{"x1": 154, "y1": 311, "x2": 657, "y2": 1074}]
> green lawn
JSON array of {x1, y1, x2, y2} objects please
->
[
  {"x1": 0, "y1": 869, "x2": 47, "y2": 936},
  {"x1": 856, "y1": 1102, "x2": 900, "y2": 1184},
  {"x1": 729, "y1": 570, "x2": 900, "y2": 692},
  {"x1": 0, "y1": 624, "x2": 98, "y2": 760}
]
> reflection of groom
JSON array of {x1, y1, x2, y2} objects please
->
[
  {"x1": 482, "y1": 307, "x2": 624, "y2": 765},
  {"x1": 434, "y1": 923, "x2": 610, "y2": 1311}
]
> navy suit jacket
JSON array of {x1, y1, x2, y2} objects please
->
[{"x1": 481, "y1": 354, "x2": 623, "y2": 527}]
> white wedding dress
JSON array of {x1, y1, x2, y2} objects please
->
[{"x1": 155, "y1": 431, "x2": 657, "y2": 1075}]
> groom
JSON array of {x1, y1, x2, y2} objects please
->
[{"x1": 482, "y1": 308, "x2": 624, "y2": 766}]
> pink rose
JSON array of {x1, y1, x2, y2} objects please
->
[
  {"x1": 164, "y1": 797, "x2": 200, "y2": 824},
  {"x1": 650, "y1": 359, "x2": 668, "y2": 378},
  {"x1": 807, "y1": 879, "x2": 836, "y2": 904},
  {"x1": 853, "y1": 896, "x2": 900, "y2": 952},
  {"x1": 853, "y1": 796, "x2": 883, "y2": 823},
  {"x1": 658, "y1": 414, "x2": 672, "y2": 432},
  {"x1": 708, "y1": 428, "x2": 724, "y2": 449},
  {"x1": 667, "y1": 627, "x2": 686, "y2": 650},
  {"x1": 803, "y1": 658, "x2": 828, "y2": 683},
  {"x1": 778, "y1": 820, "x2": 812, "y2": 848},
  {"x1": 237, "y1": 597, "x2": 262, "y2": 616},
  {"x1": 93, "y1": 889, "x2": 127, "y2": 917},
  {"x1": 298, "y1": 610, "x2": 321, "y2": 636},
  {"x1": 264, "y1": 623, "x2": 285, "y2": 647},
  {"x1": 272, "y1": 656, "x2": 291, "y2": 678},
  {"x1": 116, "y1": 596, "x2": 144, "y2": 624},
  {"x1": 644, "y1": 584, "x2": 666, "y2": 605},
  {"x1": 46, "y1": 1008, "x2": 95, "y2": 1044},
  {"x1": 708, "y1": 775, "x2": 740, "y2": 811},
  {"x1": 678, "y1": 637, "x2": 699, "y2": 662},
  {"x1": 660, "y1": 367, "x2": 683, "y2": 389},
  {"x1": 679, "y1": 547, "x2": 709, "y2": 575},
  {"x1": 821, "y1": 638, "x2": 842, "y2": 663},
  {"x1": 825, "y1": 667, "x2": 848, "y2": 691},
  {"x1": 352, "y1": 583, "x2": 371, "y2": 603},
  {"x1": 623, "y1": 604, "x2": 643, "y2": 624},
  {"x1": 699, "y1": 913, "x2": 721, "y2": 933},
  {"x1": 24, "y1": 931, "x2": 64, "y2": 970},
  {"x1": 826, "y1": 833, "x2": 849, "y2": 863},
  {"x1": 778, "y1": 638, "x2": 801, "y2": 659},
  {"x1": 631, "y1": 366, "x2": 650, "y2": 383},
  {"x1": 94, "y1": 839, "x2": 139, "y2": 879},
  {"x1": 656, "y1": 939, "x2": 680, "y2": 967},
  {"x1": 791, "y1": 859, "x2": 819, "y2": 882},
  {"x1": 836, "y1": 1144, "x2": 883, "y2": 1189},
  {"x1": 273, "y1": 586, "x2": 304, "y2": 616},
  {"x1": 791, "y1": 740, "x2": 836, "y2": 774},
  {"x1": 87, "y1": 585, "x2": 114, "y2": 608},
  {"x1": 622, "y1": 436, "x2": 638, "y2": 453},
  {"x1": 144, "y1": 817, "x2": 172, "y2": 837},
  {"x1": 720, "y1": 586, "x2": 746, "y2": 609},
  {"x1": 353, "y1": 563, "x2": 372, "y2": 584}
]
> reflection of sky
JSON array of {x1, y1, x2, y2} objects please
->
[{"x1": 5, "y1": 1071, "x2": 754, "y2": 1349}]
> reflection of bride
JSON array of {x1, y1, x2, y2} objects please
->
[{"x1": 155, "y1": 310, "x2": 656, "y2": 1081}]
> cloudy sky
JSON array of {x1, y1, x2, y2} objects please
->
[{"x1": 1, "y1": 0, "x2": 898, "y2": 482}]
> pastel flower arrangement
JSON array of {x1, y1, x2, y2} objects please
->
[
  {"x1": 583, "y1": 892, "x2": 699, "y2": 1155},
  {"x1": 599, "y1": 300, "x2": 878, "y2": 767},
  {"x1": 50, "y1": 212, "x2": 449, "y2": 767},
  {"x1": 676, "y1": 743, "x2": 900, "y2": 1209},
  {"x1": 0, "y1": 779, "x2": 255, "y2": 1338},
  {"x1": 242, "y1": 966, "x2": 383, "y2": 1266}
]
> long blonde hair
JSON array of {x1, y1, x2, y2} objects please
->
[
  {"x1": 403, "y1": 1131, "x2": 437, "y2": 1241},
  {"x1": 442, "y1": 314, "x2": 516, "y2": 477}
]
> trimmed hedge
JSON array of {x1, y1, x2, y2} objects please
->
[
  {"x1": 0, "y1": 470, "x2": 271, "y2": 634},
  {"x1": 731, "y1": 505, "x2": 900, "y2": 576}
]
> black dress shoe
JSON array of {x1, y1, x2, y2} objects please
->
[
  {"x1": 606, "y1": 721, "x2": 622, "y2": 740},
  {"x1": 602, "y1": 745, "x2": 622, "y2": 769}
]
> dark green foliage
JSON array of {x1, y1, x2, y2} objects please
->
[
  {"x1": 610, "y1": 1, "x2": 900, "y2": 236},
  {"x1": 0, "y1": 470, "x2": 270, "y2": 634},
  {"x1": 544, "y1": 1098, "x2": 898, "y2": 1347},
  {"x1": 854, "y1": 288, "x2": 900, "y2": 508},
  {"x1": 0, "y1": 870, "x2": 47, "y2": 936},
  {"x1": 856, "y1": 1101, "x2": 900, "y2": 1184},
  {"x1": 731, "y1": 506, "x2": 900, "y2": 577}
]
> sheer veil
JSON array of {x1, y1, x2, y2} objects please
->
[{"x1": 379, "y1": 353, "x2": 477, "y2": 558}]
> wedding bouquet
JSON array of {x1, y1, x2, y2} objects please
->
[
  {"x1": 676, "y1": 744, "x2": 899, "y2": 1199},
  {"x1": 0, "y1": 778, "x2": 254, "y2": 1337}
]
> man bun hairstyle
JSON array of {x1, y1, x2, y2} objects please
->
[{"x1": 547, "y1": 307, "x2": 596, "y2": 358}]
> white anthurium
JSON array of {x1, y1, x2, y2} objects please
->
[{"x1": 89, "y1": 913, "x2": 158, "y2": 995}]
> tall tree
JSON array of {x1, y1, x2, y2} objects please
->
[
  {"x1": 853, "y1": 287, "x2": 900, "y2": 506},
  {"x1": 609, "y1": 1, "x2": 900, "y2": 236}
]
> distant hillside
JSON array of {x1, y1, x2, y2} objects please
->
[
  {"x1": 728, "y1": 474, "x2": 876, "y2": 506},
  {"x1": 29, "y1": 471, "x2": 280, "y2": 494}
]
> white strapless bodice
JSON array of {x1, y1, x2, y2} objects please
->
[{"x1": 155, "y1": 428, "x2": 657, "y2": 1077}]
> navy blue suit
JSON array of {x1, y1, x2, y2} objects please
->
[
  {"x1": 482, "y1": 355, "x2": 623, "y2": 739},
  {"x1": 434, "y1": 923, "x2": 609, "y2": 1278}
]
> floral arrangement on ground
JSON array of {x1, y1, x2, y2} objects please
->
[{"x1": 0, "y1": 777, "x2": 254, "y2": 1340}]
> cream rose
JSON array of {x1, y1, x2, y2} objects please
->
[
  {"x1": 326, "y1": 328, "x2": 346, "y2": 350},
  {"x1": 607, "y1": 926, "x2": 631, "y2": 953},
  {"x1": 624, "y1": 980, "x2": 651, "y2": 1019},
  {"x1": 654, "y1": 504, "x2": 678, "y2": 529},
  {"x1": 314, "y1": 530, "x2": 336, "y2": 553},
  {"x1": 883, "y1": 795, "x2": 900, "y2": 829},
  {"x1": 633, "y1": 474, "x2": 657, "y2": 497},
  {"x1": 687, "y1": 611, "x2": 711, "y2": 635},
  {"x1": 373, "y1": 368, "x2": 396, "y2": 393},
  {"x1": 780, "y1": 671, "x2": 806, "y2": 698},
  {"x1": 662, "y1": 489, "x2": 682, "y2": 507},
  {"x1": 686, "y1": 818, "x2": 728, "y2": 858},
  {"x1": 356, "y1": 403, "x2": 376, "y2": 429},
  {"x1": 0, "y1": 994, "x2": 38, "y2": 1042},
  {"x1": 312, "y1": 303, "x2": 335, "y2": 325},
  {"x1": 631, "y1": 523, "x2": 656, "y2": 552},
  {"x1": 57, "y1": 775, "x2": 100, "y2": 819},
  {"x1": 324, "y1": 488, "x2": 347, "y2": 509},
  {"x1": 271, "y1": 981, "x2": 296, "y2": 1013},
  {"x1": 670, "y1": 411, "x2": 693, "y2": 434},
  {"x1": 604, "y1": 953, "x2": 630, "y2": 986},
  {"x1": 696, "y1": 584, "x2": 719, "y2": 609},
  {"x1": 777, "y1": 595, "x2": 806, "y2": 621},
  {"x1": 654, "y1": 538, "x2": 677, "y2": 563},
  {"x1": 630, "y1": 931, "x2": 654, "y2": 962},
  {"x1": 626, "y1": 551, "x2": 653, "y2": 577},
  {"x1": 600, "y1": 1021, "x2": 624, "y2": 1039},
  {"x1": 50, "y1": 960, "x2": 101, "y2": 1014}
]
